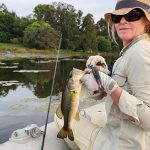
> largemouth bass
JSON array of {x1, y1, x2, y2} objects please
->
[{"x1": 56, "y1": 68, "x2": 84, "y2": 141}]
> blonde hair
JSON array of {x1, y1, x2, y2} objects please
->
[
  {"x1": 107, "y1": 18, "x2": 118, "y2": 45},
  {"x1": 146, "y1": 21, "x2": 150, "y2": 34}
]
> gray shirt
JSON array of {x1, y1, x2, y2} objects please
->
[{"x1": 94, "y1": 33, "x2": 150, "y2": 150}]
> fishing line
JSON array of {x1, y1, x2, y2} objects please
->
[{"x1": 41, "y1": 32, "x2": 62, "y2": 150}]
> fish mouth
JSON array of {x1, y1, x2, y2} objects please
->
[{"x1": 93, "y1": 90, "x2": 99, "y2": 94}]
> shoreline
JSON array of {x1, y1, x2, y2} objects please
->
[{"x1": 0, "y1": 51, "x2": 117, "y2": 60}]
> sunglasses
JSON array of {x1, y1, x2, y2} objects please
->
[{"x1": 111, "y1": 9, "x2": 144, "y2": 24}]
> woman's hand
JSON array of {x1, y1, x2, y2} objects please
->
[
  {"x1": 86, "y1": 55, "x2": 110, "y2": 74},
  {"x1": 81, "y1": 71, "x2": 122, "y2": 104},
  {"x1": 81, "y1": 71, "x2": 118, "y2": 95},
  {"x1": 82, "y1": 55, "x2": 122, "y2": 104}
]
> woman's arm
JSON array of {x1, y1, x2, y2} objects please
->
[
  {"x1": 110, "y1": 86, "x2": 122, "y2": 104},
  {"x1": 117, "y1": 44, "x2": 150, "y2": 130}
]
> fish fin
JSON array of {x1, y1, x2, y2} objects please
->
[
  {"x1": 74, "y1": 112, "x2": 80, "y2": 121},
  {"x1": 57, "y1": 128, "x2": 67, "y2": 139},
  {"x1": 57, "y1": 128, "x2": 74, "y2": 141},
  {"x1": 79, "y1": 85, "x2": 91, "y2": 101},
  {"x1": 56, "y1": 104, "x2": 63, "y2": 119},
  {"x1": 79, "y1": 90, "x2": 84, "y2": 100},
  {"x1": 68, "y1": 129, "x2": 74, "y2": 141}
]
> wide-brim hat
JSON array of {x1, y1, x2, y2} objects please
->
[{"x1": 104, "y1": 0, "x2": 150, "y2": 26}]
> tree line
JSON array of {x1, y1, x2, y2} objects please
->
[{"x1": 0, "y1": 3, "x2": 121, "y2": 52}]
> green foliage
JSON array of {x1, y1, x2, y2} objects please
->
[
  {"x1": 0, "y1": 3, "x2": 8, "y2": 13},
  {"x1": 23, "y1": 21, "x2": 60, "y2": 49},
  {"x1": 10, "y1": 38, "x2": 19, "y2": 44},
  {"x1": 96, "y1": 18, "x2": 108, "y2": 36},
  {"x1": 96, "y1": 18, "x2": 122, "y2": 52},
  {"x1": 97, "y1": 36, "x2": 112, "y2": 51},
  {"x1": 111, "y1": 44, "x2": 120, "y2": 52},
  {"x1": 0, "y1": 11, "x2": 16, "y2": 42},
  {"x1": 33, "y1": 3, "x2": 82, "y2": 50},
  {"x1": 81, "y1": 14, "x2": 97, "y2": 51},
  {"x1": 0, "y1": 4, "x2": 31, "y2": 43},
  {"x1": 29, "y1": 21, "x2": 50, "y2": 28},
  {"x1": 0, "y1": 2, "x2": 122, "y2": 51}
]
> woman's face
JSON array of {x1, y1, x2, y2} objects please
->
[{"x1": 115, "y1": 16, "x2": 147, "y2": 46}]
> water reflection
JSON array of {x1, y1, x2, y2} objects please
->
[
  {"x1": 0, "y1": 56, "x2": 116, "y2": 143},
  {"x1": 0, "y1": 58, "x2": 84, "y2": 98}
]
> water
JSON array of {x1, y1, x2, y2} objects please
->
[
  {"x1": 0, "y1": 56, "x2": 116, "y2": 144},
  {"x1": 0, "y1": 56, "x2": 87, "y2": 143}
]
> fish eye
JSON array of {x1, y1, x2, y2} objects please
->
[
  {"x1": 72, "y1": 91, "x2": 76, "y2": 94},
  {"x1": 96, "y1": 62, "x2": 106, "y2": 68}
]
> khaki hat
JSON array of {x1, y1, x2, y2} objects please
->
[{"x1": 104, "y1": 0, "x2": 150, "y2": 25}]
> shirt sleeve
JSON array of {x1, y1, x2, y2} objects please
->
[
  {"x1": 118, "y1": 90, "x2": 143, "y2": 122},
  {"x1": 118, "y1": 40, "x2": 150, "y2": 128},
  {"x1": 119, "y1": 89, "x2": 150, "y2": 131}
]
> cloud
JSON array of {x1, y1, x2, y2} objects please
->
[{"x1": 1, "y1": 0, "x2": 116, "y2": 22}]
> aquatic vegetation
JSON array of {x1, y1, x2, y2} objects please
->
[
  {"x1": 10, "y1": 104, "x2": 27, "y2": 110},
  {"x1": 21, "y1": 98, "x2": 37, "y2": 102},
  {"x1": 0, "y1": 66, "x2": 18, "y2": 69},
  {"x1": 0, "y1": 80, "x2": 23, "y2": 86},
  {"x1": 36, "y1": 105, "x2": 48, "y2": 112},
  {"x1": 21, "y1": 97, "x2": 48, "y2": 103},
  {"x1": 13, "y1": 70, "x2": 50, "y2": 73}
]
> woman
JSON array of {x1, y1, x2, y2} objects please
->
[{"x1": 55, "y1": 0, "x2": 150, "y2": 149}]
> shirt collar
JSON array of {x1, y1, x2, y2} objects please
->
[{"x1": 119, "y1": 33, "x2": 149, "y2": 56}]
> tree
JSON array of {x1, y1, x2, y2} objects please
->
[
  {"x1": 0, "y1": 3, "x2": 31, "y2": 43},
  {"x1": 33, "y1": 2, "x2": 82, "y2": 50},
  {"x1": 97, "y1": 36, "x2": 112, "y2": 51},
  {"x1": 81, "y1": 14, "x2": 97, "y2": 51},
  {"x1": 33, "y1": 4, "x2": 52, "y2": 22},
  {"x1": 0, "y1": 4, "x2": 17, "y2": 42},
  {"x1": 14, "y1": 16, "x2": 32, "y2": 43},
  {"x1": 0, "y1": 3, "x2": 8, "y2": 13},
  {"x1": 23, "y1": 21, "x2": 60, "y2": 49},
  {"x1": 96, "y1": 18, "x2": 122, "y2": 51},
  {"x1": 96, "y1": 18, "x2": 108, "y2": 36}
]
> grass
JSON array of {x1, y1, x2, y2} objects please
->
[
  {"x1": 0, "y1": 42, "x2": 118, "y2": 60},
  {"x1": 0, "y1": 43, "x2": 28, "y2": 52}
]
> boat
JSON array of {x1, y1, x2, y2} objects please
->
[{"x1": 0, "y1": 101, "x2": 106, "y2": 150}]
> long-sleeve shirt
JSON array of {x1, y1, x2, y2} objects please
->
[{"x1": 93, "y1": 33, "x2": 150, "y2": 150}]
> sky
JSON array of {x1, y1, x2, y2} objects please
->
[{"x1": 0, "y1": 0, "x2": 116, "y2": 22}]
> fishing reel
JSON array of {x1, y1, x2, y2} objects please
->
[
  {"x1": 9, "y1": 124, "x2": 43, "y2": 143},
  {"x1": 24, "y1": 124, "x2": 43, "y2": 138}
]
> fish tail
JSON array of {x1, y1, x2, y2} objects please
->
[
  {"x1": 68, "y1": 129, "x2": 74, "y2": 141},
  {"x1": 57, "y1": 128, "x2": 74, "y2": 141},
  {"x1": 57, "y1": 128, "x2": 67, "y2": 139}
]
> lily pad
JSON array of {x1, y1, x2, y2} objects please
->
[
  {"x1": 10, "y1": 104, "x2": 27, "y2": 110},
  {"x1": 0, "y1": 66, "x2": 18, "y2": 68},
  {"x1": 36, "y1": 105, "x2": 48, "y2": 112},
  {"x1": 0, "y1": 80, "x2": 23, "y2": 86},
  {"x1": 21, "y1": 97, "x2": 48, "y2": 103},
  {"x1": 36, "y1": 105, "x2": 56, "y2": 113},
  {"x1": 13, "y1": 70, "x2": 50, "y2": 73}
]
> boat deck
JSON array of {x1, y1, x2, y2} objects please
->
[{"x1": 0, "y1": 122, "x2": 70, "y2": 150}]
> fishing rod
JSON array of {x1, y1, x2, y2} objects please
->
[{"x1": 41, "y1": 32, "x2": 62, "y2": 150}]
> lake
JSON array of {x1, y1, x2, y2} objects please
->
[{"x1": 0, "y1": 55, "x2": 116, "y2": 144}]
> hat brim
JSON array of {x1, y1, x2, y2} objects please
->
[{"x1": 104, "y1": 7, "x2": 150, "y2": 26}]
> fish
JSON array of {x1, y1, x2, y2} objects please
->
[
  {"x1": 56, "y1": 68, "x2": 84, "y2": 141},
  {"x1": 56, "y1": 64, "x2": 109, "y2": 141}
]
